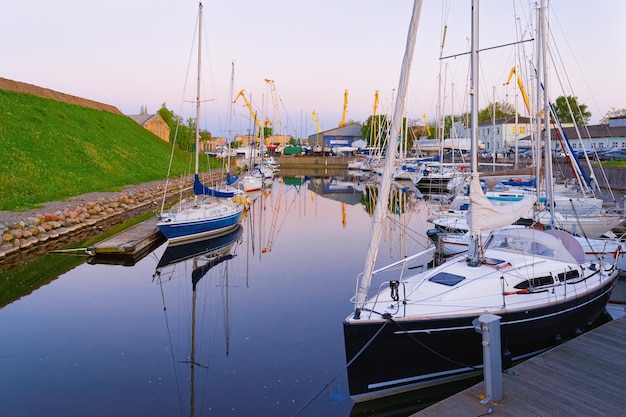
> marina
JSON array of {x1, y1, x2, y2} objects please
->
[
  {"x1": 0, "y1": 171, "x2": 624, "y2": 416},
  {"x1": 0, "y1": 0, "x2": 626, "y2": 417}
]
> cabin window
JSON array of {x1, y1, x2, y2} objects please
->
[
  {"x1": 557, "y1": 270, "x2": 580, "y2": 282},
  {"x1": 514, "y1": 275, "x2": 554, "y2": 290},
  {"x1": 429, "y1": 272, "x2": 465, "y2": 286}
]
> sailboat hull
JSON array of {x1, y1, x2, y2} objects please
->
[
  {"x1": 343, "y1": 279, "x2": 615, "y2": 402},
  {"x1": 157, "y1": 204, "x2": 244, "y2": 244}
]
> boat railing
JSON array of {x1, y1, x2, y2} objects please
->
[{"x1": 350, "y1": 247, "x2": 435, "y2": 305}]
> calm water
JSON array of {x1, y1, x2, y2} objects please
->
[{"x1": 0, "y1": 173, "x2": 437, "y2": 417}]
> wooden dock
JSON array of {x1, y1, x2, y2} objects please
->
[
  {"x1": 411, "y1": 315, "x2": 626, "y2": 416},
  {"x1": 87, "y1": 217, "x2": 165, "y2": 265}
]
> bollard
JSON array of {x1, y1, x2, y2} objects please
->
[{"x1": 473, "y1": 314, "x2": 503, "y2": 403}]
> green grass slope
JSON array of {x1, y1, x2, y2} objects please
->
[{"x1": 0, "y1": 89, "x2": 215, "y2": 211}]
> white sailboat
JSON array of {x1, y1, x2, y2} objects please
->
[
  {"x1": 157, "y1": 3, "x2": 244, "y2": 244},
  {"x1": 342, "y1": 0, "x2": 620, "y2": 402}
]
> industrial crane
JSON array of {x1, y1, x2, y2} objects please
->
[
  {"x1": 264, "y1": 79, "x2": 282, "y2": 136},
  {"x1": 234, "y1": 89, "x2": 261, "y2": 131},
  {"x1": 370, "y1": 90, "x2": 379, "y2": 147},
  {"x1": 339, "y1": 89, "x2": 349, "y2": 127},
  {"x1": 504, "y1": 67, "x2": 531, "y2": 115},
  {"x1": 234, "y1": 89, "x2": 272, "y2": 141},
  {"x1": 421, "y1": 113, "x2": 431, "y2": 136},
  {"x1": 312, "y1": 110, "x2": 321, "y2": 133}
]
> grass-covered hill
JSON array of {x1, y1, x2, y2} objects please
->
[{"x1": 0, "y1": 85, "x2": 216, "y2": 211}]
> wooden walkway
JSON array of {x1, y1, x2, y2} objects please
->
[
  {"x1": 412, "y1": 315, "x2": 626, "y2": 417},
  {"x1": 87, "y1": 217, "x2": 165, "y2": 265}
]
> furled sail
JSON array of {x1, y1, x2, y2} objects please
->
[
  {"x1": 467, "y1": 173, "x2": 536, "y2": 237},
  {"x1": 193, "y1": 174, "x2": 236, "y2": 198}
]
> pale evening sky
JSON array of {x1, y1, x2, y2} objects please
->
[{"x1": 2, "y1": 0, "x2": 625, "y2": 139}]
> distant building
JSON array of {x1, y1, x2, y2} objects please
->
[
  {"x1": 418, "y1": 115, "x2": 626, "y2": 156},
  {"x1": 307, "y1": 124, "x2": 363, "y2": 151},
  {"x1": 453, "y1": 116, "x2": 533, "y2": 152},
  {"x1": 128, "y1": 107, "x2": 170, "y2": 142}
]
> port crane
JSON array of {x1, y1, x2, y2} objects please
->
[
  {"x1": 421, "y1": 113, "x2": 431, "y2": 136},
  {"x1": 264, "y1": 79, "x2": 283, "y2": 136},
  {"x1": 504, "y1": 66, "x2": 531, "y2": 115},
  {"x1": 234, "y1": 89, "x2": 262, "y2": 131},
  {"x1": 339, "y1": 89, "x2": 349, "y2": 127},
  {"x1": 312, "y1": 110, "x2": 321, "y2": 133},
  {"x1": 234, "y1": 89, "x2": 271, "y2": 134}
]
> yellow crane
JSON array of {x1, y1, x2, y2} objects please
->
[
  {"x1": 264, "y1": 79, "x2": 282, "y2": 136},
  {"x1": 371, "y1": 90, "x2": 379, "y2": 146},
  {"x1": 234, "y1": 89, "x2": 262, "y2": 131},
  {"x1": 234, "y1": 89, "x2": 271, "y2": 143},
  {"x1": 421, "y1": 113, "x2": 431, "y2": 136},
  {"x1": 312, "y1": 110, "x2": 321, "y2": 133},
  {"x1": 339, "y1": 89, "x2": 349, "y2": 127},
  {"x1": 504, "y1": 67, "x2": 532, "y2": 115}
]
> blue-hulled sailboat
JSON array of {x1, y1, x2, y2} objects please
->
[{"x1": 157, "y1": 2, "x2": 243, "y2": 244}]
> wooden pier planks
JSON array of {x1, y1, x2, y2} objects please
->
[
  {"x1": 412, "y1": 316, "x2": 626, "y2": 417},
  {"x1": 88, "y1": 217, "x2": 165, "y2": 264}
]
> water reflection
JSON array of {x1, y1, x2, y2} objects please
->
[
  {"x1": 0, "y1": 173, "x2": 437, "y2": 417},
  {"x1": 153, "y1": 225, "x2": 243, "y2": 416}
]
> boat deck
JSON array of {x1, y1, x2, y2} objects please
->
[{"x1": 411, "y1": 314, "x2": 626, "y2": 416}]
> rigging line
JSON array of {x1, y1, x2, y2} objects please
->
[
  {"x1": 388, "y1": 318, "x2": 482, "y2": 370},
  {"x1": 157, "y1": 276, "x2": 185, "y2": 416},
  {"x1": 547, "y1": 34, "x2": 618, "y2": 205},
  {"x1": 546, "y1": 2, "x2": 601, "y2": 127},
  {"x1": 291, "y1": 320, "x2": 391, "y2": 417},
  {"x1": 384, "y1": 212, "x2": 432, "y2": 251}
]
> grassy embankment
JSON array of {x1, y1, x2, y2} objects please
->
[{"x1": 0, "y1": 89, "x2": 223, "y2": 211}]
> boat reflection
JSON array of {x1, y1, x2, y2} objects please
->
[{"x1": 153, "y1": 224, "x2": 243, "y2": 416}]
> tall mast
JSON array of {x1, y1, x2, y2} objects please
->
[
  {"x1": 540, "y1": 0, "x2": 554, "y2": 228},
  {"x1": 354, "y1": 0, "x2": 423, "y2": 319},
  {"x1": 194, "y1": 2, "x2": 203, "y2": 176},
  {"x1": 227, "y1": 61, "x2": 235, "y2": 178},
  {"x1": 467, "y1": 0, "x2": 481, "y2": 267}
]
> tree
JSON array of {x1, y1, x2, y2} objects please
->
[
  {"x1": 360, "y1": 114, "x2": 412, "y2": 152},
  {"x1": 553, "y1": 95, "x2": 591, "y2": 125},
  {"x1": 477, "y1": 101, "x2": 516, "y2": 122},
  {"x1": 157, "y1": 104, "x2": 211, "y2": 152},
  {"x1": 600, "y1": 107, "x2": 626, "y2": 125},
  {"x1": 361, "y1": 114, "x2": 390, "y2": 148}
]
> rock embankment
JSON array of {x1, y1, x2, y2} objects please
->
[{"x1": 0, "y1": 177, "x2": 194, "y2": 266}]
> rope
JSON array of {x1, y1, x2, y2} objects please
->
[
  {"x1": 388, "y1": 318, "x2": 482, "y2": 370},
  {"x1": 291, "y1": 320, "x2": 390, "y2": 417}
]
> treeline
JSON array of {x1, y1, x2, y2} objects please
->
[{"x1": 157, "y1": 104, "x2": 211, "y2": 151}]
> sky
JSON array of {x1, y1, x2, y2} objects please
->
[{"x1": 3, "y1": 0, "x2": 625, "y2": 139}]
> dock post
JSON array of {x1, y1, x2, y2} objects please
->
[{"x1": 473, "y1": 314, "x2": 503, "y2": 403}]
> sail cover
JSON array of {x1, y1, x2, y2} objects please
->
[
  {"x1": 193, "y1": 174, "x2": 236, "y2": 198},
  {"x1": 467, "y1": 173, "x2": 536, "y2": 237}
]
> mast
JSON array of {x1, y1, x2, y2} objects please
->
[
  {"x1": 194, "y1": 2, "x2": 203, "y2": 177},
  {"x1": 354, "y1": 0, "x2": 423, "y2": 319},
  {"x1": 227, "y1": 61, "x2": 235, "y2": 182},
  {"x1": 540, "y1": 0, "x2": 555, "y2": 228},
  {"x1": 467, "y1": 0, "x2": 481, "y2": 267}
]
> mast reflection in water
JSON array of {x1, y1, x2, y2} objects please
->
[{"x1": 0, "y1": 174, "x2": 437, "y2": 417}]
